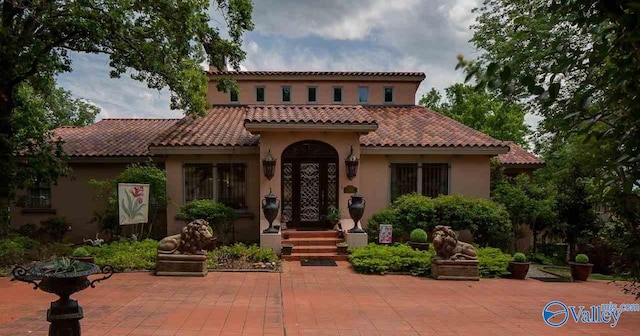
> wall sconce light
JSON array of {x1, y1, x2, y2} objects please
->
[
  {"x1": 262, "y1": 148, "x2": 276, "y2": 180},
  {"x1": 345, "y1": 145, "x2": 359, "y2": 180}
]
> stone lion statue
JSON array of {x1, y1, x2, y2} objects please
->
[
  {"x1": 158, "y1": 219, "x2": 216, "y2": 255},
  {"x1": 432, "y1": 225, "x2": 477, "y2": 260}
]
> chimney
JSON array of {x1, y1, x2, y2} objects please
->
[{"x1": 208, "y1": 56, "x2": 228, "y2": 72}]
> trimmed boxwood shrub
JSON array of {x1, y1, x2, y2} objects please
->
[
  {"x1": 349, "y1": 243, "x2": 434, "y2": 276},
  {"x1": 477, "y1": 247, "x2": 512, "y2": 278},
  {"x1": 85, "y1": 239, "x2": 157, "y2": 270},
  {"x1": 512, "y1": 252, "x2": 527, "y2": 262},
  {"x1": 366, "y1": 194, "x2": 512, "y2": 248},
  {"x1": 409, "y1": 229, "x2": 428, "y2": 243},
  {"x1": 176, "y1": 199, "x2": 236, "y2": 243},
  {"x1": 575, "y1": 254, "x2": 589, "y2": 264}
]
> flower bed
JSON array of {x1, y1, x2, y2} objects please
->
[{"x1": 207, "y1": 243, "x2": 280, "y2": 271}]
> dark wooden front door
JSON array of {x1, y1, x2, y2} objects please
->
[{"x1": 281, "y1": 141, "x2": 338, "y2": 228}]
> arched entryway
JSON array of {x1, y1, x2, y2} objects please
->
[{"x1": 281, "y1": 140, "x2": 339, "y2": 229}]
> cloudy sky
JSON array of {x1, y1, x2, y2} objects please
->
[{"x1": 57, "y1": 0, "x2": 484, "y2": 120}]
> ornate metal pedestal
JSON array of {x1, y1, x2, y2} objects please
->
[{"x1": 12, "y1": 261, "x2": 114, "y2": 336}]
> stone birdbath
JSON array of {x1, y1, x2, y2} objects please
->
[{"x1": 12, "y1": 258, "x2": 114, "y2": 336}]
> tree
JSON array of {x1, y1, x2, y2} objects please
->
[
  {"x1": 462, "y1": 0, "x2": 640, "y2": 296},
  {"x1": 419, "y1": 84, "x2": 530, "y2": 147},
  {"x1": 0, "y1": 0, "x2": 254, "y2": 233}
]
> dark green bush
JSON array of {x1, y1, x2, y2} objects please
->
[
  {"x1": 477, "y1": 247, "x2": 512, "y2": 278},
  {"x1": 0, "y1": 236, "x2": 40, "y2": 266},
  {"x1": 85, "y1": 239, "x2": 157, "y2": 270},
  {"x1": 176, "y1": 200, "x2": 237, "y2": 243},
  {"x1": 16, "y1": 223, "x2": 38, "y2": 239},
  {"x1": 512, "y1": 252, "x2": 527, "y2": 262},
  {"x1": 409, "y1": 229, "x2": 428, "y2": 243},
  {"x1": 366, "y1": 194, "x2": 512, "y2": 248},
  {"x1": 72, "y1": 247, "x2": 90, "y2": 257},
  {"x1": 349, "y1": 243, "x2": 434, "y2": 276},
  {"x1": 39, "y1": 216, "x2": 71, "y2": 242},
  {"x1": 575, "y1": 254, "x2": 589, "y2": 264}
]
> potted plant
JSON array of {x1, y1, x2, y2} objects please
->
[
  {"x1": 282, "y1": 232, "x2": 290, "y2": 240},
  {"x1": 71, "y1": 247, "x2": 95, "y2": 263},
  {"x1": 282, "y1": 244, "x2": 293, "y2": 255},
  {"x1": 569, "y1": 253, "x2": 593, "y2": 281},
  {"x1": 408, "y1": 228, "x2": 429, "y2": 251},
  {"x1": 509, "y1": 252, "x2": 530, "y2": 279},
  {"x1": 327, "y1": 206, "x2": 343, "y2": 237},
  {"x1": 337, "y1": 242, "x2": 349, "y2": 255}
]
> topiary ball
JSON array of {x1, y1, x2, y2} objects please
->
[
  {"x1": 575, "y1": 254, "x2": 589, "y2": 264},
  {"x1": 512, "y1": 252, "x2": 527, "y2": 262},
  {"x1": 409, "y1": 228, "x2": 428, "y2": 243},
  {"x1": 72, "y1": 247, "x2": 90, "y2": 257}
]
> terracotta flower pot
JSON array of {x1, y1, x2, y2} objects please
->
[
  {"x1": 337, "y1": 245, "x2": 348, "y2": 255},
  {"x1": 569, "y1": 262, "x2": 593, "y2": 281},
  {"x1": 409, "y1": 242, "x2": 430, "y2": 251},
  {"x1": 72, "y1": 256, "x2": 95, "y2": 263},
  {"x1": 508, "y1": 261, "x2": 530, "y2": 279}
]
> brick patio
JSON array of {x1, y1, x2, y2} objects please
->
[{"x1": 1, "y1": 262, "x2": 638, "y2": 335}]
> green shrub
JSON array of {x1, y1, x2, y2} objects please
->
[
  {"x1": 207, "y1": 243, "x2": 279, "y2": 269},
  {"x1": 477, "y1": 247, "x2": 512, "y2": 278},
  {"x1": 409, "y1": 229, "x2": 428, "y2": 243},
  {"x1": 512, "y1": 252, "x2": 527, "y2": 262},
  {"x1": 72, "y1": 247, "x2": 90, "y2": 257},
  {"x1": 575, "y1": 254, "x2": 589, "y2": 264},
  {"x1": 366, "y1": 194, "x2": 512, "y2": 248},
  {"x1": 16, "y1": 223, "x2": 38, "y2": 239},
  {"x1": 349, "y1": 243, "x2": 434, "y2": 276},
  {"x1": 176, "y1": 200, "x2": 237, "y2": 243},
  {"x1": 0, "y1": 236, "x2": 40, "y2": 266},
  {"x1": 85, "y1": 239, "x2": 157, "y2": 270},
  {"x1": 39, "y1": 216, "x2": 71, "y2": 242}
]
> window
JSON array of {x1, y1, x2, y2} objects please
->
[
  {"x1": 282, "y1": 86, "x2": 291, "y2": 102},
  {"x1": 358, "y1": 86, "x2": 369, "y2": 103},
  {"x1": 184, "y1": 163, "x2": 247, "y2": 209},
  {"x1": 230, "y1": 90, "x2": 239, "y2": 103},
  {"x1": 390, "y1": 164, "x2": 418, "y2": 202},
  {"x1": 256, "y1": 87, "x2": 265, "y2": 103},
  {"x1": 384, "y1": 87, "x2": 394, "y2": 103},
  {"x1": 26, "y1": 180, "x2": 51, "y2": 208},
  {"x1": 390, "y1": 163, "x2": 449, "y2": 201},
  {"x1": 307, "y1": 86, "x2": 317, "y2": 103},
  {"x1": 422, "y1": 164, "x2": 449, "y2": 198},
  {"x1": 333, "y1": 87, "x2": 343, "y2": 103}
]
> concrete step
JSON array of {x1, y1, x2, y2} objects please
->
[
  {"x1": 282, "y1": 237, "x2": 344, "y2": 246},
  {"x1": 283, "y1": 230, "x2": 338, "y2": 238},
  {"x1": 292, "y1": 245, "x2": 338, "y2": 253},
  {"x1": 282, "y1": 253, "x2": 349, "y2": 261}
]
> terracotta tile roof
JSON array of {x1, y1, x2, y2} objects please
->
[
  {"x1": 498, "y1": 141, "x2": 545, "y2": 166},
  {"x1": 151, "y1": 106, "x2": 259, "y2": 147},
  {"x1": 206, "y1": 71, "x2": 425, "y2": 79},
  {"x1": 245, "y1": 105, "x2": 377, "y2": 125},
  {"x1": 54, "y1": 119, "x2": 179, "y2": 157},
  {"x1": 360, "y1": 106, "x2": 507, "y2": 148}
]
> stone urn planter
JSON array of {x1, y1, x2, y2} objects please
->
[
  {"x1": 12, "y1": 258, "x2": 113, "y2": 336},
  {"x1": 569, "y1": 254, "x2": 593, "y2": 281},
  {"x1": 282, "y1": 244, "x2": 293, "y2": 256},
  {"x1": 509, "y1": 252, "x2": 530, "y2": 279},
  {"x1": 337, "y1": 243, "x2": 348, "y2": 255}
]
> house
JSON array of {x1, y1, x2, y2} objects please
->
[{"x1": 11, "y1": 70, "x2": 543, "y2": 252}]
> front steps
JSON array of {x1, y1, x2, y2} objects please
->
[{"x1": 281, "y1": 230, "x2": 348, "y2": 261}]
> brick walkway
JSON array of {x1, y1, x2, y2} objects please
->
[{"x1": 1, "y1": 262, "x2": 639, "y2": 335}]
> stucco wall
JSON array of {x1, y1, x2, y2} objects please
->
[
  {"x1": 206, "y1": 80, "x2": 420, "y2": 105},
  {"x1": 164, "y1": 154, "x2": 261, "y2": 242},
  {"x1": 11, "y1": 162, "x2": 130, "y2": 242},
  {"x1": 359, "y1": 154, "x2": 492, "y2": 227}
]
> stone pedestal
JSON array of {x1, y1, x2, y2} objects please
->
[
  {"x1": 431, "y1": 259, "x2": 479, "y2": 281},
  {"x1": 260, "y1": 231, "x2": 282, "y2": 255},
  {"x1": 346, "y1": 231, "x2": 367, "y2": 248},
  {"x1": 155, "y1": 253, "x2": 207, "y2": 276}
]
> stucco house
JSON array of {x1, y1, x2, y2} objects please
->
[{"x1": 11, "y1": 70, "x2": 542, "y2": 257}]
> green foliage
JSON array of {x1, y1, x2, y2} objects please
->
[
  {"x1": 337, "y1": 242, "x2": 348, "y2": 248},
  {"x1": 89, "y1": 162, "x2": 167, "y2": 240},
  {"x1": 16, "y1": 223, "x2": 38, "y2": 239},
  {"x1": 327, "y1": 206, "x2": 341, "y2": 222},
  {"x1": 409, "y1": 229, "x2": 428, "y2": 243},
  {"x1": 85, "y1": 239, "x2": 157, "y2": 270},
  {"x1": 0, "y1": 236, "x2": 40, "y2": 266},
  {"x1": 72, "y1": 247, "x2": 90, "y2": 258},
  {"x1": 477, "y1": 247, "x2": 512, "y2": 278},
  {"x1": 575, "y1": 254, "x2": 589, "y2": 264},
  {"x1": 367, "y1": 194, "x2": 511, "y2": 248},
  {"x1": 419, "y1": 84, "x2": 530, "y2": 146},
  {"x1": 512, "y1": 252, "x2": 527, "y2": 262},
  {"x1": 349, "y1": 243, "x2": 434, "y2": 276},
  {"x1": 39, "y1": 216, "x2": 71, "y2": 243},
  {"x1": 46, "y1": 257, "x2": 87, "y2": 274},
  {"x1": 176, "y1": 199, "x2": 236, "y2": 243},
  {"x1": 207, "y1": 243, "x2": 279, "y2": 269}
]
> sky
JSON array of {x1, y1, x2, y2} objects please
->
[{"x1": 58, "y1": 0, "x2": 541, "y2": 126}]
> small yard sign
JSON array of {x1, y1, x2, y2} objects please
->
[
  {"x1": 118, "y1": 183, "x2": 150, "y2": 225},
  {"x1": 379, "y1": 224, "x2": 392, "y2": 244}
]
